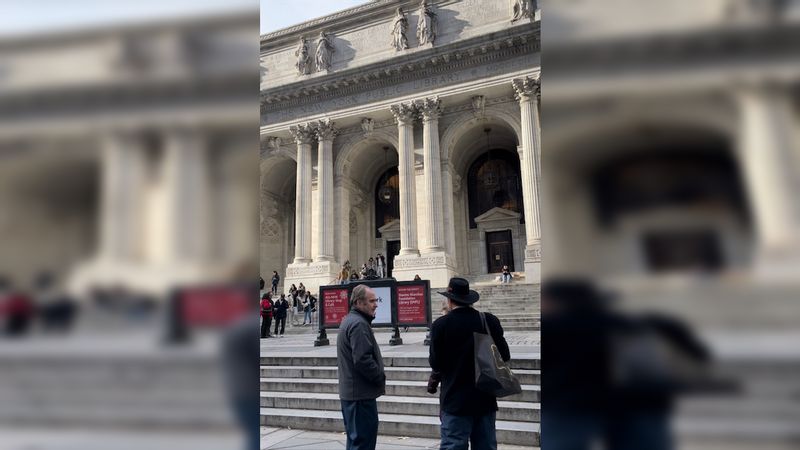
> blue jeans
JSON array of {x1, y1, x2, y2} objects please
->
[
  {"x1": 501, "y1": 274, "x2": 511, "y2": 283},
  {"x1": 340, "y1": 399, "x2": 379, "y2": 450},
  {"x1": 440, "y1": 411, "x2": 497, "y2": 450},
  {"x1": 304, "y1": 309, "x2": 312, "y2": 324},
  {"x1": 231, "y1": 397, "x2": 259, "y2": 450}
]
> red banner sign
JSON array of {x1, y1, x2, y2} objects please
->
[
  {"x1": 180, "y1": 286, "x2": 251, "y2": 326},
  {"x1": 396, "y1": 284, "x2": 427, "y2": 325},
  {"x1": 322, "y1": 287, "x2": 350, "y2": 327}
]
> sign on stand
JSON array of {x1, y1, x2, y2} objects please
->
[{"x1": 314, "y1": 279, "x2": 431, "y2": 347}]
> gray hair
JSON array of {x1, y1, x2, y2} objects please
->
[{"x1": 350, "y1": 284, "x2": 370, "y2": 307}]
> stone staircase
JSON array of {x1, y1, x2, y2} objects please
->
[
  {"x1": 464, "y1": 283, "x2": 540, "y2": 332},
  {"x1": 0, "y1": 351, "x2": 234, "y2": 429},
  {"x1": 260, "y1": 354, "x2": 540, "y2": 446}
]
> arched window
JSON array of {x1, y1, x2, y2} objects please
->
[
  {"x1": 467, "y1": 150, "x2": 524, "y2": 228},
  {"x1": 375, "y1": 167, "x2": 400, "y2": 237}
]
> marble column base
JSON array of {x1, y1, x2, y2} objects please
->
[
  {"x1": 284, "y1": 260, "x2": 341, "y2": 297},
  {"x1": 67, "y1": 259, "x2": 215, "y2": 298},
  {"x1": 391, "y1": 251, "x2": 456, "y2": 289},
  {"x1": 524, "y1": 244, "x2": 542, "y2": 284},
  {"x1": 753, "y1": 244, "x2": 800, "y2": 282}
]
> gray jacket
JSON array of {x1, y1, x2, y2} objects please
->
[{"x1": 337, "y1": 308, "x2": 386, "y2": 400}]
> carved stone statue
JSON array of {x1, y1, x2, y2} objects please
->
[
  {"x1": 391, "y1": 7, "x2": 409, "y2": 51},
  {"x1": 512, "y1": 0, "x2": 534, "y2": 22},
  {"x1": 416, "y1": 0, "x2": 437, "y2": 46},
  {"x1": 294, "y1": 37, "x2": 310, "y2": 75},
  {"x1": 315, "y1": 32, "x2": 334, "y2": 72}
]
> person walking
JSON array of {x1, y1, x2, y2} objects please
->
[
  {"x1": 337, "y1": 285, "x2": 386, "y2": 450},
  {"x1": 271, "y1": 271, "x2": 280, "y2": 295},
  {"x1": 430, "y1": 277, "x2": 510, "y2": 450},
  {"x1": 273, "y1": 294, "x2": 289, "y2": 337},
  {"x1": 260, "y1": 293, "x2": 274, "y2": 338}
]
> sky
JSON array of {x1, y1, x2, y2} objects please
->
[
  {"x1": 261, "y1": 0, "x2": 368, "y2": 34},
  {"x1": 0, "y1": 0, "x2": 257, "y2": 38}
]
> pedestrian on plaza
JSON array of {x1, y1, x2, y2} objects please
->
[
  {"x1": 339, "y1": 267, "x2": 349, "y2": 285},
  {"x1": 271, "y1": 271, "x2": 280, "y2": 295},
  {"x1": 501, "y1": 265, "x2": 512, "y2": 283},
  {"x1": 297, "y1": 283, "x2": 306, "y2": 300},
  {"x1": 376, "y1": 253, "x2": 386, "y2": 278},
  {"x1": 260, "y1": 293, "x2": 274, "y2": 338},
  {"x1": 301, "y1": 291, "x2": 313, "y2": 325},
  {"x1": 430, "y1": 277, "x2": 510, "y2": 450},
  {"x1": 350, "y1": 272, "x2": 360, "y2": 281},
  {"x1": 414, "y1": 274, "x2": 421, "y2": 281},
  {"x1": 337, "y1": 284, "x2": 386, "y2": 450},
  {"x1": 273, "y1": 294, "x2": 289, "y2": 337},
  {"x1": 360, "y1": 263, "x2": 369, "y2": 279}
]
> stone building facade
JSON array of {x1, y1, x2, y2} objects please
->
[{"x1": 261, "y1": 0, "x2": 541, "y2": 292}]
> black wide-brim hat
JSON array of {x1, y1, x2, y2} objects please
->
[{"x1": 438, "y1": 277, "x2": 480, "y2": 305}]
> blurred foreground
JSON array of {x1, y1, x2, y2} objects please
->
[
  {"x1": 543, "y1": 1, "x2": 800, "y2": 449},
  {"x1": 0, "y1": 3, "x2": 259, "y2": 450}
]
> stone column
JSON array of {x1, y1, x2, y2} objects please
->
[
  {"x1": 390, "y1": 102, "x2": 420, "y2": 256},
  {"x1": 162, "y1": 127, "x2": 209, "y2": 264},
  {"x1": 418, "y1": 96, "x2": 445, "y2": 253},
  {"x1": 99, "y1": 131, "x2": 146, "y2": 261},
  {"x1": 314, "y1": 119, "x2": 337, "y2": 262},
  {"x1": 513, "y1": 76, "x2": 542, "y2": 282},
  {"x1": 737, "y1": 81, "x2": 800, "y2": 272},
  {"x1": 441, "y1": 161, "x2": 458, "y2": 265},
  {"x1": 289, "y1": 123, "x2": 315, "y2": 264},
  {"x1": 334, "y1": 177, "x2": 351, "y2": 265}
]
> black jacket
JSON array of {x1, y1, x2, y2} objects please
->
[
  {"x1": 274, "y1": 298, "x2": 289, "y2": 319},
  {"x1": 430, "y1": 307, "x2": 510, "y2": 416},
  {"x1": 337, "y1": 308, "x2": 386, "y2": 401}
]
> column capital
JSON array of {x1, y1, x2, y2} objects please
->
[
  {"x1": 315, "y1": 118, "x2": 338, "y2": 141},
  {"x1": 289, "y1": 123, "x2": 316, "y2": 144},
  {"x1": 417, "y1": 96, "x2": 442, "y2": 121},
  {"x1": 390, "y1": 102, "x2": 417, "y2": 125},
  {"x1": 512, "y1": 76, "x2": 540, "y2": 102}
]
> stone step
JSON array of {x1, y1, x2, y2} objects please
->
[
  {"x1": 260, "y1": 355, "x2": 540, "y2": 370},
  {"x1": 0, "y1": 403, "x2": 234, "y2": 428},
  {"x1": 260, "y1": 378, "x2": 539, "y2": 403},
  {"x1": 260, "y1": 366, "x2": 541, "y2": 385},
  {"x1": 260, "y1": 407, "x2": 540, "y2": 446},
  {"x1": 260, "y1": 392, "x2": 540, "y2": 422}
]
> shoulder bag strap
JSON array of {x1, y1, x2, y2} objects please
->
[{"x1": 479, "y1": 311, "x2": 488, "y2": 335}]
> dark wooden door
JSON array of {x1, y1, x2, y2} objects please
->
[
  {"x1": 386, "y1": 240, "x2": 401, "y2": 278},
  {"x1": 485, "y1": 230, "x2": 514, "y2": 273}
]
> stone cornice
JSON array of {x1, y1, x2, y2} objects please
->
[
  {"x1": 262, "y1": 26, "x2": 539, "y2": 115},
  {"x1": 260, "y1": 0, "x2": 426, "y2": 49}
]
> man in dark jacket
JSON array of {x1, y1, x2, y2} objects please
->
[
  {"x1": 273, "y1": 294, "x2": 289, "y2": 337},
  {"x1": 430, "y1": 277, "x2": 510, "y2": 450},
  {"x1": 337, "y1": 284, "x2": 386, "y2": 450}
]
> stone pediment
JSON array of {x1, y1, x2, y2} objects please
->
[
  {"x1": 378, "y1": 219, "x2": 401, "y2": 235},
  {"x1": 474, "y1": 207, "x2": 520, "y2": 224}
]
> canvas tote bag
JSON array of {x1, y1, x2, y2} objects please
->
[{"x1": 474, "y1": 312, "x2": 522, "y2": 398}]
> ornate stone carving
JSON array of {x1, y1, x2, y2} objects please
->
[
  {"x1": 393, "y1": 255, "x2": 447, "y2": 268},
  {"x1": 525, "y1": 245, "x2": 542, "y2": 262},
  {"x1": 315, "y1": 118, "x2": 337, "y2": 141},
  {"x1": 390, "y1": 102, "x2": 417, "y2": 125},
  {"x1": 391, "y1": 7, "x2": 410, "y2": 51},
  {"x1": 418, "y1": 96, "x2": 442, "y2": 121},
  {"x1": 361, "y1": 118, "x2": 375, "y2": 136},
  {"x1": 452, "y1": 173, "x2": 463, "y2": 194},
  {"x1": 289, "y1": 123, "x2": 316, "y2": 144},
  {"x1": 286, "y1": 264, "x2": 329, "y2": 277},
  {"x1": 512, "y1": 0, "x2": 535, "y2": 22},
  {"x1": 261, "y1": 217, "x2": 281, "y2": 239},
  {"x1": 416, "y1": 0, "x2": 437, "y2": 46},
  {"x1": 315, "y1": 31, "x2": 334, "y2": 72},
  {"x1": 349, "y1": 210, "x2": 358, "y2": 234},
  {"x1": 471, "y1": 95, "x2": 486, "y2": 118},
  {"x1": 294, "y1": 37, "x2": 311, "y2": 75},
  {"x1": 266, "y1": 136, "x2": 282, "y2": 149},
  {"x1": 512, "y1": 76, "x2": 540, "y2": 102}
]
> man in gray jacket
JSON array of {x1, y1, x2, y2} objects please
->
[{"x1": 337, "y1": 284, "x2": 386, "y2": 450}]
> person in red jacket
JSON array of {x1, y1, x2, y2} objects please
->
[{"x1": 260, "y1": 293, "x2": 274, "y2": 338}]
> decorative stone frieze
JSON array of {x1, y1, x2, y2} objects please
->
[
  {"x1": 361, "y1": 118, "x2": 375, "y2": 136},
  {"x1": 471, "y1": 95, "x2": 486, "y2": 118}
]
